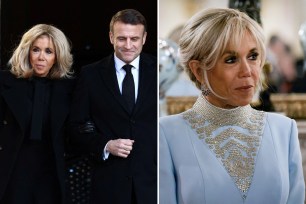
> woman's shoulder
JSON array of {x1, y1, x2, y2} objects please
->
[
  {"x1": 0, "y1": 70, "x2": 17, "y2": 85},
  {"x1": 159, "y1": 112, "x2": 196, "y2": 145},
  {"x1": 265, "y1": 111, "x2": 296, "y2": 131},
  {"x1": 160, "y1": 113, "x2": 184, "y2": 124},
  {"x1": 0, "y1": 69, "x2": 14, "y2": 77},
  {"x1": 159, "y1": 113, "x2": 188, "y2": 132},
  {"x1": 265, "y1": 111, "x2": 294, "y2": 123}
]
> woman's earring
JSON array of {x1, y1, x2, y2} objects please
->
[{"x1": 201, "y1": 83, "x2": 211, "y2": 96}]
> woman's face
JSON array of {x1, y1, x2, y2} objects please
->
[
  {"x1": 30, "y1": 35, "x2": 56, "y2": 77},
  {"x1": 206, "y1": 32, "x2": 262, "y2": 108}
]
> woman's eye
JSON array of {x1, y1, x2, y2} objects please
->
[
  {"x1": 249, "y1": 52, "x2": 259, "y2": 60},
  {"x1": 32, "y1": 48, "x2": 40, "y2": 52},
  {"x1": 45, "y1": 49, "x2": 53, "y2": 54},
  {"x1": 225, "y1": 56, "x2": 237, "y2": 64}
]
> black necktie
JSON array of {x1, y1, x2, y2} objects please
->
[
  {"x1": 122, "y1": 64, "x2": 135, "y2": 112},
  {"x1": 30, "y1": 79, "x2": 45, "y2": 140}
]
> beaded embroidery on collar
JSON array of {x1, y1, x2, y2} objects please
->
[{"x1": 183, "y1": 95, "x2": 265, "y2": 199}]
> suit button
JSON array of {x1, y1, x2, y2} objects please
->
[
  {"x1": 3, "y1": 120, "x2": 7, "y2": 125},
  {"x1": 0, "y1": 146, "x2": 2, "y2": 151},
  {"x1": 130, "y1": 119, "x2": 135, "y2": 124}
]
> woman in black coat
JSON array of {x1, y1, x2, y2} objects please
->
[{"x1": 0, "y1": 24, "x2": 75, "y2": 204}]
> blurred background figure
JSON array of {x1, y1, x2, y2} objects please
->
[
  {"x1": 292, "y1": 21, "x2": 306, "y2": 92},
  {"x1": 300, "y1": 21, "x2": 306, "y2": 75},
  {"x1": 267, "y1": 35, "x2": 297, "y2": 93}
]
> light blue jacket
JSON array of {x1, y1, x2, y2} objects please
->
[{"x1": 159, "y1": 112, "x2": 305, "y2": 204}]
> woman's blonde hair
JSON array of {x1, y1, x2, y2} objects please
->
[
  {"x1": 8, "y1": 24, "x2": 73, "y2": 79},
  {"x1": 179, "y1": 8, "x2": 266, "y2": 90}
]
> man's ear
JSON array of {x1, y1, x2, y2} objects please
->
[
  {"x1": 109, "y1": 32, "x2": 114, "y2": 44},
  {"x1": 189, "y1": 60, "x2": 203, "y2": 83}
]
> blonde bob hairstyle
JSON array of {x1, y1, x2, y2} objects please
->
[
  {"x1": 179, "y1": 8, "x2": 266, "y2": 91},
  {"x1": 8, "y1": 24, "x2": 73, "y2": 79}
]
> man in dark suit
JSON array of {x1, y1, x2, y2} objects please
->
[{"x1": 68, "y1": 9, "x2": 157, "y2": 204}]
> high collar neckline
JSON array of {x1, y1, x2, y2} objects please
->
[{"x1": 191, "y1": 94, "x2": 252, "y2": 125}]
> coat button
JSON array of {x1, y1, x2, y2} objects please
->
[
  {"x1": 0, "y1": 146, "x2": 2, "y2": 151},
  {"x1": 3, "y1": 120, "x2": 7, "y2": 125}
]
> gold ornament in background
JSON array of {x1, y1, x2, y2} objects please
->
[
  {"x1": 166, "y1": 96, "x2": 197, "y2": 115},
  {"x1": 270, "y1": 93, "x2": 306, "y2": 119}
]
